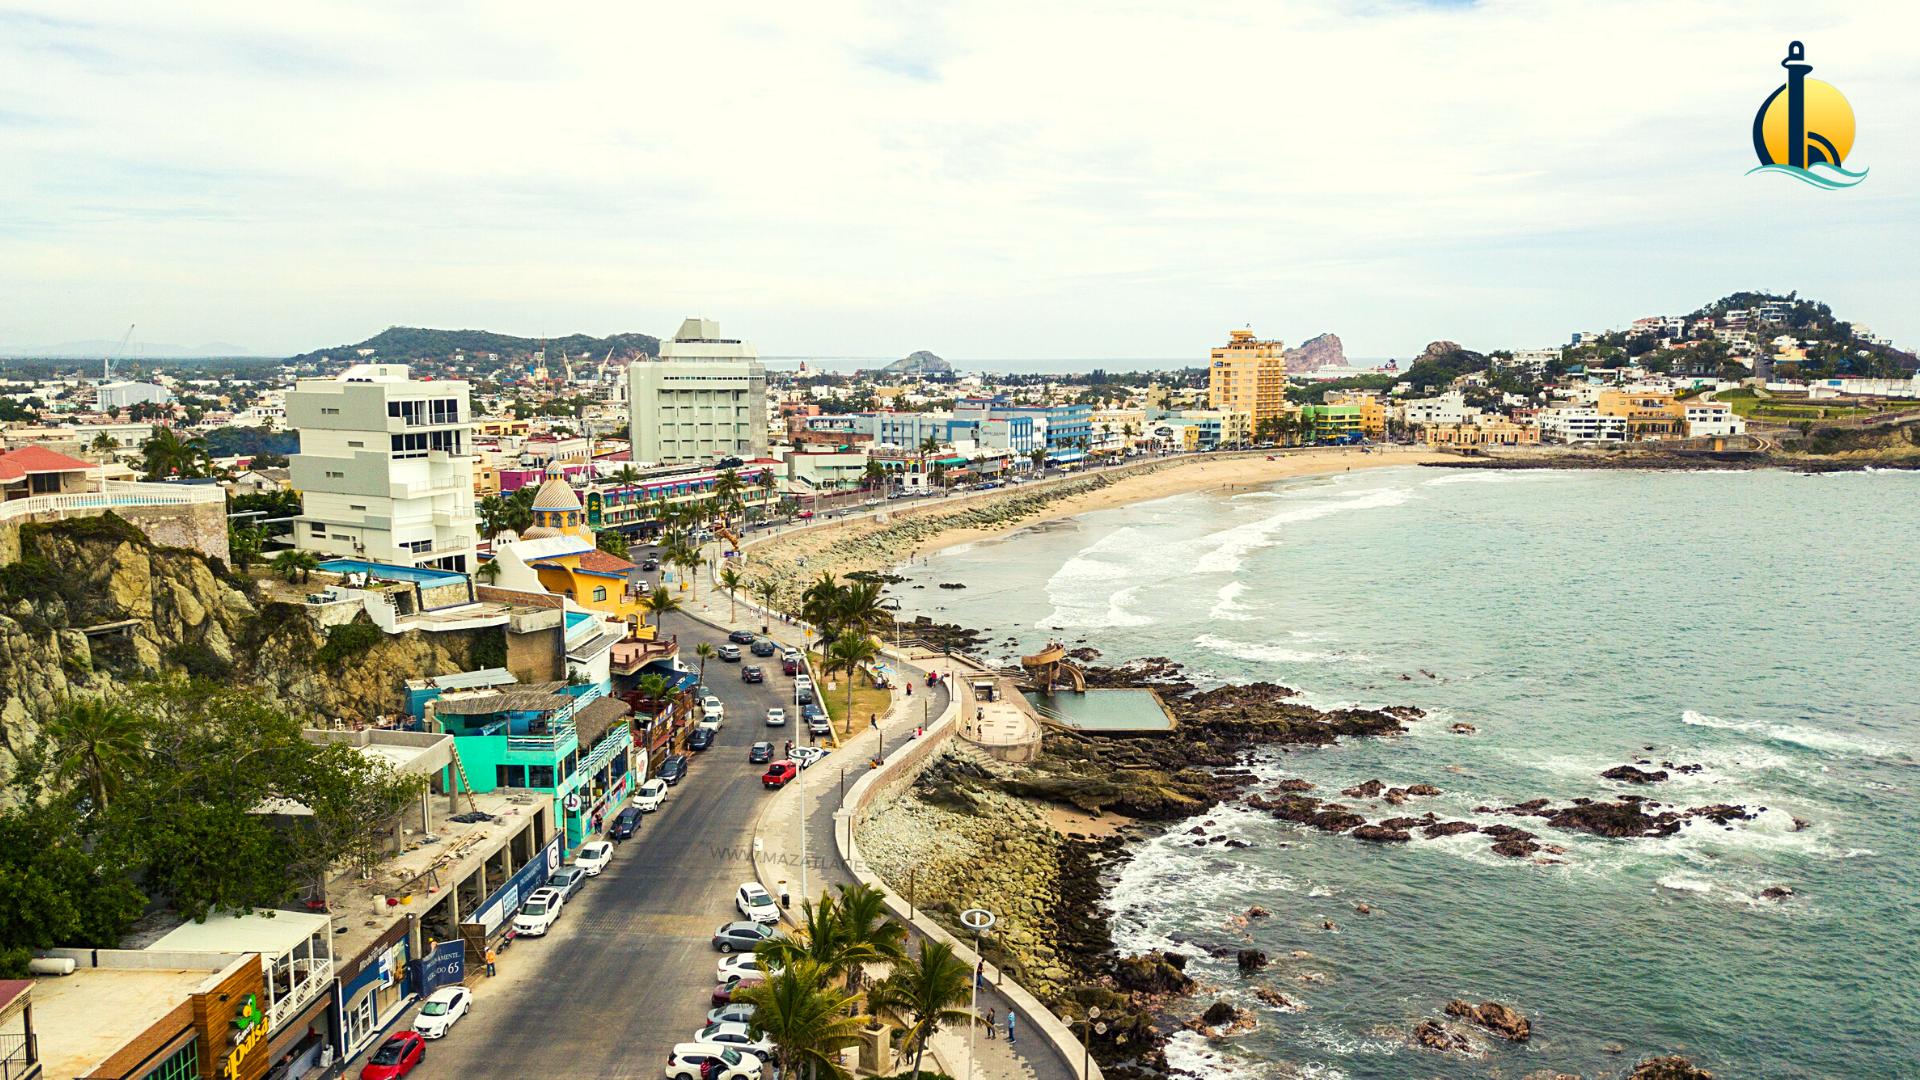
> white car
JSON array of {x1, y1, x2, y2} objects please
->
[
  {"x1": 790, "y1": 746, "x2": 828, "y2": 769},
  {"x1": 695, "y1": 1022, "x2": 774, "y2": 1057},
  {"x1": 716, "y1": 953, "x2": 777, "y2": 982},
  {"x1": 666, "y1": 1044, "x2": 762, "y2": 1080},
  {"x1": 793, "y1": 675, "x2": 813, "y2": 692},
  {"x1": 702, "y1": 695, "x2": 725, "y2": 718},
  {"x1": 735, "y1": 882, "x2": 778, "y2": 924},
  {"x1": 635, "y1": 779, "x2": 668, "y2": 812},
  {"x1": 412, "y1": 986, "x2": 471, "y2": 1038},
  {"x1": 573, "y1": 841, "x2": 613, "y2": 877},
  {"x1": 513, "y1": 887, "x2": 564, "y2": 937},
  {"x1": 764, "y1": 707, "x2": 786, "y2": 727},
  {"x1": 707, "y1": 1002, "x2": 757, "y2": 1026}
]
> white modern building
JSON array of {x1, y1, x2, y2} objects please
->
[
  {"x1": 97, "y1": 381, "x2": 172, "y2": 410},
  {"x1": 1537, "y1": 406, "x2": 1628, "y2": 444},
  {"x1": 1400, "y1": 390, "x2": 1469, "y2": 427},
  {"x1": 627, "y1": 318, "x2": 768, "y2": 465},
  {"x1": 288, "y1": 364, "x2": 477, "y2": 572},
  {"x1": 1681, "y1": 401, "x2": 1747, "y2": 438},
  {"x1": 1497, "y1": 349, "x2": 1560, "y2": 374}
]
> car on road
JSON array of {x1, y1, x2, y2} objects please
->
[
  {"x1": 665, "y1": 1044, "x2": 761, "y2": 1080},
  {"x1": 716, "y1": 953, "x2": 776, "y2": 981},
  {"x1": 658, "y1": 755, "x2": 690, "y2": 785},
  {"x1": 546, "y1": 866, "x2": 588, "y2": 900},
  {"x1": 706, "y1": 1002, "x2": 758, "y2": 1025},
  {"x1": 796, "y1": 686, "x2": 816, "y2": 706},
  {"x1": 512, "y1": 888, "x2": 563, "y2": 937},
  {"x1": 711, "y1": 920, "x2": 777, "y2": 954},
  {"x1": 807, "y1": 716, "x2": 832, "y2": 737},
  {"x1": 412, "y1": 986, "x2": 471, "y2": 1039},
  {"x1": 761, "y1": 761, "x2": 797, "y2": 788},
  {"x1": 360, "y1": 1032, "x2": 425, "y2": 1080},
  {"x1": 750, "y1": 638, "x2": 777, "y2": 657},
  {"x1": 688, "y1": 727, "x2": 716, "y2": 752},
  {"x1": 712, "y1": 977, "x2": 760, "y2": 1007},
  {"x1": 718, "y1": 644, "x2": 742, "y2": 662},
  {"x1": 790, "y1": 746, "x2": 827, "y2": 769},
  {"x1": 781, "y1": 656, "x2": 799, "y2": 676},
  {"x1": 748, "y1": 742, "x2": 773, "y2": 764},
  {"x1": 741, "y1": 665, "x2": 764, "y2": 684},
  {"x1": 764, "y1": 707, "x2": 785, "y2": 727},
  {"x1": 641, "y1": 557, "x2": 660, "y2": 571},
  {"x1": 735, "y1": 882, "x2": 778, "y2": 924},
  {"x1": 609, "y1": 806, "x2": 643, "y2": 840},
  {"x1": 573, "y1": 841, "x2": 614, "y2": 876},
  {"x1": 728, "y1": 630, "x2": 757, "y2": 644},
  {"x1": 694, "y1": 1022, "x2": 774, "y2": 1057},
  {"x1": 702, "y1": 696, "x2": 726, "y2": 721},
  {"x1": 635, "y1": 778, "x2": 668, "y2": 810},
  {"x1": 794, "y1": 674, "x2": 814, "y2": 693}
]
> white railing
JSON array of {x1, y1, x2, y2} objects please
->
[
  {"x1": 267, "y1": 956, "x2": 334, "y2": 1031},
  {"x1": 0, "y1": 480, "x2": 225, "y2": 523}
]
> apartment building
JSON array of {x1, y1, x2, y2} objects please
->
[
  {"x1": 1595, "y1": 389, "x2": 1683, "y2": 439},
  {"x1": 1681, "y1": 400, "x2": 1746, "y2": 438},
  {"x1": 289, "y1": 364, "x2": 477, "y2": 572},
  {"x1": 1208, "y1": 329, "x2": 1288, "y2": 420},
  {"x1": 1400, "y1": 390, "x2": 1469, "y2": 427},
  {"x1": 1537, "y1": 406, "x2": 1628, "y2": 443},
  {"x1": 627, "y1": 318, "x2": 769, "y2": 465},
  {"x1": 1421, "y1": 419, "x2": 1541, "y2": 447}
]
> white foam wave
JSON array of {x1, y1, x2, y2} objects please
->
[
  {"x1": 1209, "y1": 581, "x2": 1259, "y2": 622},
  {"x1": 1189, "y1": 486, "x2": 1414, "y2": 574},
  {"x1": 1681, "y1": 710, "x2": 1898, "y2": 756},
  {"x1": 1036, "y1": 528, "x2": 1158, "y2": 628},
  {"x1": 1195, "y1": 633, "x2": 1359, "y2": 665},
  {"x1": 1419, "y1": 470, "x2": 1551, "y2": 486},
  {"x1": 1657, "y1": 874, "x2": 1713, "y2": 894}
]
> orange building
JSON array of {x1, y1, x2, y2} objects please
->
[
  {"x1": 1209, "y1": 330, "x2": 1289, "y2": 421},
  {"x1": 1596, "y1": 390, "x2": 1685, "y2": 439}
]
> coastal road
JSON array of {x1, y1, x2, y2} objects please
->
[{"x1": 408, "y1": 611, "x2": 803, "y2": 1080}]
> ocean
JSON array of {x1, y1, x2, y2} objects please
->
[{"x1": 888, "y1": 465, "x2": 1920, "y2": 1079}]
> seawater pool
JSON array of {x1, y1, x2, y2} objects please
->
[{"x1": 1021, "y1": 687, "x2": 1172, "y2": 730}]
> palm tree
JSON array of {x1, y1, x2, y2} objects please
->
[
  {"x1": 1028, "y1": 446, "x2": 1048, "y2": 472},
  {"x1": 503, "y1": 485, "x2": 538, "y2": 534},
  {"x1": 475, "y1": 558, "x2": 502, "y2": 585},
  {"x1": 272, "y1": 549, "x2": 320, "y2": 583},
  {"x1": 862, "y1": 459, "x2": 887, "y2": 490},
  {"x1": 800, "y1": 573, "x2": 844, "y2": 645},
  {"x1": 42, "y1": 699, "x2": 145, "y2": 813},
  {"x1": 719, "y1": 566, "x2": 745, "y2": 624},
  {"x1": 732, "y1": 960, "x2": 868, "y2": 1080},
  {"x1": 694, "y1": 641, "x2": 715, "y2": 686},
  {"x1": 614, "y1": 464, "x2": 641, "y2": 487},
  {"x1": 714, "y1": 467, "x2": 743, "y2": 507},
  {"x1": 645, "y1": 588, "x2": 682, "y2": 630},
  {"x1": 227, "y1": 521, "x2": 266, "y2": 570},
  {"x1": 833, "y1": 579, "x2": 887, "y2": 642},
  {"x1": 826, "y1": 635, "x2": 880, "y2": 734},
  {"x1": 476, "y1": 494, "x2": 511, "y2": 541},
  {"x1": 832, "y1": 882, "x2": 907, "y2": 982},
  {"x1": 868, "y1": 939, "x2": 973, "y2": 1080},
  {"x1": 634, "y1": 672, "x2": 671, "y2": 706},
  {"x1": 140, "y1": 427, "x2": 210, "y2": 480},
  {"x1": 89, "y1": 430, "x2": 119, "y2": 453},
  {"x1": 752, "y1": 577, "x2": 782, "y2": 633},
  {"x1": 673, "y1": 546, "x2": 701, "y2": 601}
]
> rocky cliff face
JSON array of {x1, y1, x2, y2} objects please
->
[
  {"x1": 0, "y1": 516, "x2": 489, "y2": 789},
  {"x1": 1283, "y1": 332, "x2": 1346, "y2": 372}
]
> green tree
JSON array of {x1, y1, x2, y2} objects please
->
[
  {"x1": 477, "y1": 494, "x2": 511, "y2": 541},
  {"x1": 597, "y1": 529, "x2": 630, "y2": 559},
  {"x1": 475, "y1": 558, "x2": 502, "y2": 585},
  {"x1": 800, "y1": 573, "x2": 845, "y2": 645},
  {"x1": 719, "y1": 566, "x2": 745, "y2": 624},
  {"x1": 227, "y1": 520, "x2": 267, "y2": 571},
  {"x1": 1028, "y1": 446, "x2": 1048, "y2": 471},
  {"x1": 90, "y1": 430, "x2": 120, "y2": 453},
  {"x1": 826, "y1": 634, "x2": 880, "y2": 734},
  {"x1": 0, "y1": 803, "x2": 147, "y2": 972},
  {"x1": 752, "y1": 577, "x2": 783, "y2": 632},
  {"x1": 732, "y1": 960, "x2": 869, "y2": 1080},
  {"x1": 645, "y1": 587, "x2": 682, "y2": 630},
  {"x1": 39, "y1": 699, "x2": 146, "y2": 813},
  {"x1": 273, "y1": 550, "x2": 320, "y2": 583},
  {"x1": 833, "y1": 579, "x2": 887, "y2": 642},
  {"x1": 281, "y1": 742, "x2": 429, "y2": 907},
  {"x1": 831, "y1": 881, "x2": 908, "y2": 984},
  {"x1": 140, "y1": 427, "x2": 210, "y2": 480},
  {"x1": 694, "y1": 641, "x2": 715, "y2": 686},
  {"x1": 863, "y1": 459, "x2": 887, "y2": 488},
  {"x1": 868, "y1": 939, "x2": 974, "y2": 1080}
]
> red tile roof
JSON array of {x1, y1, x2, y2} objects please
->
[
  {"x1": 0, "y1": 445, "x2": 96, "y2": 474},
  {"x1": 573, "y1": 549, "x2": 637, "y2": 576}
]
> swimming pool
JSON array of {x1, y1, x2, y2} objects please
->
[
  {"x1": 1020, "y1": 688, "x2": 1173, "y2": 731},
  {"x1": 319, "y1": 559, "x2": 469, "y2": 586}
]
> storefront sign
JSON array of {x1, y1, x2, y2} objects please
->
[
  {"x1": 414, "y1": 940, "x2": 466, "y2": 997},
  {"x1": 221, "y1": 995, "x2": 267, "y2": 1080},
  {"x1": 191, "y1": 955, "x2": 268, "y2": 1080}
]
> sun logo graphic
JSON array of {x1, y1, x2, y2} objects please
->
[{"x1": 1750, "y1": 41, "x2": 1867, "y2": 188}]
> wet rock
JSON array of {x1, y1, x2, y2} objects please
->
[
  {"x1": 1406, "y1": 784, "x2": 1442, "y2": 796},
  {"x1": 1546, "y1": 800, "x2": 1682, "y2": 838},
  {"x1": 1200, "y1": 1001, "x2": 1237, "y2": 1027},
  {"x1": 1602, "y1": 765, "x2": 1670, "y2": 783},
  {"x1": 1445, "y1": 1000, "x2": 1531, "y2": 1042},
  {"x1": 1224, "y1": 839, "x2": 1249, "y2": 849},
  {"x1": 1491, "y1": 838, "x2": 1541, "y2": 858},
  {"x1": 1353, "y1": 903, "x2": 1371, "y2": 914},
  {"x1": 1252, "y1": 987, "x2": 1304, "y2": 1011},
  {"x1": 1687, "y1": 804, "x2": 1758, "y2": 826},
  {"x1": 1482, "y1": 824, "x2": 1537, "y2": 842},
  {"x1": 1411, "y1": 1020, "x2": 1474, "y2": 1054},
  {"x1": 1274, "y1": 778, "x2": 1315, "y2": 792},
  {"x1": 1342, "y1": 779, "x2": 1385, "y2": 799},
  {"x1": 1236, "y1": 949, "x2": 1268, "y2": 974},
  {"x1": 1450, "y1": 722, "x2": 1476, "y2": 734},
  {"x1": 1186, "y1": 825, "x2": 1207, "y2": 835},
  {"x1": 1760, "y1": 886, "x2": 1794, "y2": 901},
  {"x1": 1423, "y1": 820, "x2": 1479, "y2": 838},
  {"x1": 1379, "y1": 817, "x2": 1424, "y2": 829},
  {"x1": 1113, "y1": 951, "x2": 1195, "y2": 995},
  {"x1": 1351, "y1": 825, "x2": 1411, "y2": 842},
  {"x1": 1245, "y1": 905, "x2": 1268, "y2": 919},
  {"x1": 1383, "y1": 787, "x2": 1409, "y2": 805},
  {"x1": 1628, "y1": 1056, "x2": 1714, "y2": 1080},
  {"x1": 1320, "y1": 920, "x2": 1337, "y2": 931}
]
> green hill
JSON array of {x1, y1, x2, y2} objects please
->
[{"x1": 290, "y1": 326, "x2": 659, "y2": 367}]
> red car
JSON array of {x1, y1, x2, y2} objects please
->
[
  {"x1": 762, "y1": 761, "x2": 797, "y2": 788},
  {"x1": 360, "y1": 1033, "x2": 424, "y2": 1080},
  {"x1": 713, "y1": 977, "x2": 762, "y2": 1007}
]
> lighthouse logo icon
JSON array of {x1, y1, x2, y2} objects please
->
[{"x1": 1749, "y1": 42, "x2": 1867, "y2": 188}]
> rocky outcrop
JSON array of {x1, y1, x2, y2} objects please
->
[
  {"x1": 1630, "y1": 1056, "x2": 1714, "y2": 1080},
  {"x1": 1113, "y1": 951, "x2": 1193, "y2": 996},
  {"x1": 879, "y1": 350, "x2": 952, "y2": 375},
  {"x1": 1445, "y1": 999, "x2": 1531, "y2": 1041},
  {"x1": 1282, "y1": 333, "x2": 1346, "y2": 373},
  {"x1": 1602, "y1": 765, "x2": 1670, "y2": 783},
  {"x1": 1411, "y1": 1019, "x2": 1475, "y2": 1054}
]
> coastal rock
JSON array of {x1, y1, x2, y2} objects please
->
[
  {"x1": 1245, "y1": 905, "x2": 1268, "y2": 919},
  {"x1": 1423, "y1": 821, "x2": 1479, "y2": 838},
  {"x1": 1687, "y1": 804, "x2": 1759, "y2": 826},
  {"x1": 1236, "y1": 949, "x2": 1268, "y2": 974},
  {"x1": 1351, "y1": 825, "x2": 1411, "y2": 842},
  {"x1": 1200, "y1": 1001, "x2": 1237, "y2": 1027},
  {"x1": 1407, "y1": 784, "x2": 1442, "y2": 796},
  {"x1": 1602, "y1": 765, "x2": 1670, "y2": 784},
  {"x1": 1379, "y1": 817, "x2": 1424, "y2": 829},
  {"x1": 1341, "y1": 779, "x2": 1384, "y2": 799},
  {"x1": 1353, "y1": 903, "x2": 1371, "y2": 914},
  {"x1": 1546, "y1": 800, "x2": 1682, "y2": 838},
  {"x1": 1113, "y1": 951, "x2": 1194, "y2": 996},
  {"x1": 1252, "y1": 987, "x2": 1305, "y2": 1011},
  {"x1": 1383, "y1": 787, "x2": 1409, "y2": 804},
  {"x1": 1629, "y1": 1056, "x2": 1714, "y2": 1080},
  {"x1": 1275, "y1": 778, "x2": 1314, "y2": 792},
  {"x1": 1450, "y1": 722, "x2": 1476, "y2": 734},
  {"x1": 1446, "y1": 1000, "x2": 1532, "y2": 1042},
  {"x1": 1411, "y1": 1020, "x2": 1475, "y2": 1054},
  {"x1": 1760, "y1": 886, "x2": 1795, "y2": 901},
  {"x1": 1281, "y1": 332, "x2": 1346, "y2": 373}
]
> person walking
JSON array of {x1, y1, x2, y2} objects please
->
[
  {"x1": 484, "y1": 947, "x2": 497, "y2": 978},
  {"x1": 1006, "y1": 1009, "x2": 1016, "y2": 1044},
  {"x1": 975, "y1": 960, "x2": 986, "y2": 990},
  {"x1": 985, "y1": 1008, "x2": 996, "y2": 1039}
]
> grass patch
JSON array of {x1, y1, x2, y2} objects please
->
[
  {"x1": 807, "y1": 650, "x2": 893, "y2": 737},
  {"x1": 317, "y1": 620, "x2": 384, "y2": 666}
]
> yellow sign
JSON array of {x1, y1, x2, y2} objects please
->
[{"x1": 223, "y1": 994, "x2": 267, "y2": 1080}]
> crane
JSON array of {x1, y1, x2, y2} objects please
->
[{"x1": 106, "y1": 324, "x2": 134, "y2": 381}]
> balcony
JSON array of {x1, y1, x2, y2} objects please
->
[
  {"x1": 0, "y1": 1034, "x2": 37, "y2": 1080},
  {"x1": 266, "y1": 956, "x2": 334, "y2": 1032},
  {"x1": 609, "y1": 634, "x2": 679, "y2": 676}
]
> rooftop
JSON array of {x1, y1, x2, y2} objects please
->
[
  {"x1": 36, "y1": 969, "x2": 215, "y2": 1080},
  {"x1": 148, "y1": 909, "x2": 333, "y2": 957}
]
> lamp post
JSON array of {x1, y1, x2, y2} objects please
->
[
  {"x1": 1080, "y1": 1008, "x2": 1104, "y2": 1080},
  {"x1": 959, "y1": 908, "x2": 996, "y2": 1080}
]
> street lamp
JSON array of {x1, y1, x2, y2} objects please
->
[
  {"x1": 1080, "y1": 1007, "x2": 1104, "y2": 1080},
  {"x1": 959, "y1": 908, "x2": 996, "y2": 1080}
]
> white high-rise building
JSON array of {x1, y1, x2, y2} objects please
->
[
  {"x1": 628, "y1": 318, "x2": 768, "y2": 465},
  {"x1": 288, "y1": 364, "x2": 477, "y2": 572}
]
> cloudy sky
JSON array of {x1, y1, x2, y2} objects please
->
[{"x1": 3, "y1": 1, "x2": 1917, "y2": 361}]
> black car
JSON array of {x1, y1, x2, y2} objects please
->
[
  {"x1": 797, "y1": 687, "x2": 816, "y2": 706},
  {"x1": 688, "y1": 727, "x2": 716, "y2": 751},
  {"x1": 749, "y1": 638, "x2": 777, "y2": 657},
  {"x1": 658, "y1": 754, "x2": 689, "y2": 785},
  {"x1": 728, "y1": 630, "x2": 756, "y2": 645},
  {"x1": 748, "y1": 741, "x2": 773, "y2": 764},
  {"x1": 711, "y1": 920, "x2": 776, "y2": 953},
  {"x1": 718, "y1": 644, "x2": 742, "y2": 662},
  {"x1": 608, "y1": 806, "x2": 642, "y2": 840},
  {"x1": 741, "y1": 665, "x2": 764, "y2": 684},
  {"x1": 641, "y1": 558, "x2": 660, "y2": 571}
]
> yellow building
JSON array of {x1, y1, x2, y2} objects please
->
[
  {"x1": 475, "y1": 417, "x2": 532, "y2": 438},
  {"x1": 1596, "y1": 390, "x2": 1684, "y2": 439},
  {"x1": 1209, "y1": 330, "x2": 1288, "y2": 421},
  {"x1": 488, "y1": 463, "x2": 652, "y2": 627},
  {"x1": 1421, "y1": 420, "x2": 1541, "y2": 447},
  {"x1": 1328, "y1": 393, "x2": 1388, "y2": 438}
]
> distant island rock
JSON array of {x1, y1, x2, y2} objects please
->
[
  {"x1": 881, "y1": 350, "x2": 953, "y2": 374},
  {"x1": 1283, "y1": 333, "x2": 1346, "y2": 372}
]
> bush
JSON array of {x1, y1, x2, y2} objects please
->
[
  {"x1": 316, "y1": 621, "x2": 383, "y2": 666},
  {"x1": 166, "y1": 643, "x2": 233, "y2": 680}
]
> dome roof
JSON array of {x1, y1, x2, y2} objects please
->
[
  {"x1": 531, "y1": 475, "x2": 582, "y2": 512},
  {"x1": 521, "y1": 525, "x2": 563, "y2": 539}
]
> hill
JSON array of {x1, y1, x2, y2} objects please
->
[
  {"x1": 880, "y1": 350, "x2": 953, "y2": 375},
  {"x1": 289, "y1": 326, "x2": 659, "y2": 367}
]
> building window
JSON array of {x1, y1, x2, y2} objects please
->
[
  {"x1": 310, "y1": 523, "x2": 327, "y2": 535},
  {"x1": 326, "y1": 470, "x2": 345, "y2": 478},
  {"x1": 528, "y1": 765, "x2": 555, "y2": 789},
  {"x1": 403, "y1": 539, "x2": 433, "y2": 554},
  {"x1": 321, "y1": 407, "x2": 340, "y2": 415},
  {"x1": 496, "y1": 764, "x2": 526, "y2": 788},
  {"x1": 428, "y1": 429, "x2": 462, "y2": 454},
  {"x1": 592, "y1": 586, "x2": 606, "y2": 602},
  {"x1": 141, "y1": 1041, "x2": 199, "y2": 1080},
  {"x1": 391, "y1": 432, "x2": 428, "y2": 458},
  {"x1": 349, "y1": 504, "x2": 365, "y2": 511}
]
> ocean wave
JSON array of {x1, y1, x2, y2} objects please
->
[
  {"x1": 1209, "y1": 581, "x2": 1260, "y2": 622},
  {"x1": 1657, "y1": 874, "x2": 1714, "y2": 895},
  {"x1": 1036, "y1": 528, "x2": 1159, "y2": 628},
  {"x1": 1189, "y1": 486, "x2": 1414, "y2": 574},
  {"x1": 1419, "y1": 471, "x2": 1545, "y2": 486},
  {"x1": 1195, "y1": 633, "x2": 1361, "y2": 665},
  {"x1": 1681, "y1": 710, "x2": 1899, "y2": 756}
]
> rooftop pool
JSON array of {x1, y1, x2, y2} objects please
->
[
  {"x1": 319, "y1": 559, "x2": 469, "y2": 586},
  {"x1": 1021, "y1": 688, "x2": 1173, "y2": 731}
]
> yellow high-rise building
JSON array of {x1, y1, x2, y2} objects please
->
[{"x1": 1209, "y1": 330, "x2": 1288, "y2": 421}]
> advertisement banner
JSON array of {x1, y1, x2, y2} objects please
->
[
  {"x1": 414, "y1": 940, "x2": 466, "y2": 997},
  {"x1": 473, "y1": 836, "x2": 562, "y2": 935}
]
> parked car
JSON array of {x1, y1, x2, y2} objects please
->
[
  {"x1": 665, "y1": 1044, "x2": 761, "y2": 1080},
  {"x1": 702, "y1": 696, "x2": 726, "y2": 720},
  {"x1": 790, "y1": 746, "x2": 827, "y2": 769},
  {"x1": 689, "y1": 727, "x2": 716, "y2": 752},
  {"x1": 695, "y1": 1022, "x2": 774, "y2": 1057},
  {"x1": 657, "y1": 755, "x2": 690, "y2": 786},
  {"x1": 761, "y1": 761, "x2": 797, "y2": 789},
  {"x1": 712, "y1": 977, "x2": 761, "y2": 1007},
  {"x1": 711, "y1": 920, "x2": 777, "y2": 954},
  {"x1": 750, "y1": 638, "x2": 777, "y2": 657},
  {"x1": 748, "y1": 742, "x2": 773, "y2": 764},
  {"x1": 764, "y1": 707, "x2": 786, "y2": 727},
  {"x1": 412, "y1": 986, "x2": 471, "y2": 1039},
  {"x1": 546, "y1": 866, "x2": 588, "y2": 901},
  {"x1": 718, "y1": 645, "x2": 742, "y2": 662},
  {"x1": 741, "y1": 666, "x2": 764, "y2": 684},
  {"x1": 635, "y1": 778, "x2": 669, "y2": 810},
  {"x1": 794, "y1": 674, "x2": 814, "y2": 693},
  {"x1": 796, "y1": 687, "x2": 816, "y2": 706},
  {"x1": 728, "y1": 630, "x2": 757, "y2": 645},
  {"x1": 574, "y1": 840, "x2": 613, "y2": 876},
  {"x1": 781, "y1": 657, "x2": 799, "y2": 676},
  {"x1": 716, "y1": 953, "x2": 776, "y2": 981},
  {"x1": 512, "y1": 888, "x2": 563, "y2": 937},
  {"x1": 360, "y1": 1033, "x2": 425, "y2": 1080},
  {"x1": 735, "y1": 882, "x2": 778, "y2": 924},
  {"x1": 706, "y1": 1001, "x2": 758, "y2": 1025},
  {"x1": 641, "y1": 557, "x2": 660, "y2": 571},
  {"x1": 807, "y1": 716, "x2": 832, "y2": 737},
  {"x1": 609, "y1": 806, "x2": 642, "y2": 840}
]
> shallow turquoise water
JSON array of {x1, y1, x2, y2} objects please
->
[
  {"x1": 892, "y1": 466, "x2": 1920, "y2": 1080},
  {"x1": 1022, "y1": 688, "x2": 1173, "y2": 730}
]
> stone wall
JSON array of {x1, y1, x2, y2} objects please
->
[{"x1": 114, "y1": 501, "x2": 230, "y2": 565}]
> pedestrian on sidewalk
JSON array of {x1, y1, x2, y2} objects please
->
[
  {"x1": 985, "y1": 1008, "x2": 996, "y2": 1039},
  {"x1": 485, "y1": 948, "x2": 496, "y2": 977},
  {"x1": 1006, "y1": 1009, "x2": 1016, "y2": 1044},
  {"x1": 975, "y1": 960, "x2": 986, "y2": 989}
]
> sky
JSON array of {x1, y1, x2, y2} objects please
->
[{"x1": 2, "y1": 1, "x2": 1918, "y2": 362}]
